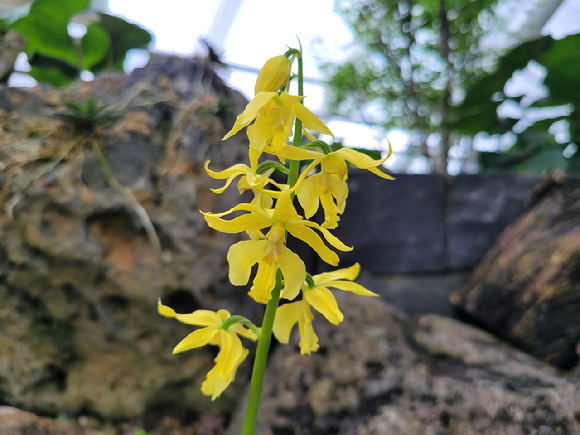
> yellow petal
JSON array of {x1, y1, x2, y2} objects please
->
[
  {"x1": 302, "y1": 128, "x2": 317, "y2": 142},
  {"x1": 327, "y1": 281, "x2": 378, "y2": 297},
  {"x1": 216, "y1": 309, "x2": 232, "y2": 322},
  {"x1": 227, "y1": 240, "x2": 269, "y2": 286},
  {"x1": 328, "y1": 174, "x2": 348, "y2": 214},
  {"x1": 304, "y1": 285, "x2": 344, "y2": 325},
  {"x1": 297, "y1": 175, "x2": 322, "y2": 219},
  {"x1": 294, "y1": 103, "x2": 333, "y2": 137},
  {"x1": 202, "y1": 348, "x2": 248, "y2": 400},
  {"x1": 215, "y1": 330, "x2": 244, "y2": 380},
  {"x1": 204, "y1": 161, "x2": 249, "y2": 180},
  {"x1": 203, "y1": 212, "x2": 271, "y2": 234},
  {"x1": 264, "y1": 130, "x2": 289, "y2": 163},
  {"x1": 319, "y1": 190, "x2": 340, "y2": 229},
  {"x1": 173, "y1": 327, "x2": 218, "y2": 354},
  {"x1": 158, "y1": 299, "x2": 177, "y2": 318},
  {"x1": 249, "y1": 257, "x2": 278, "y2": 304},
  {"x1": 204, "y1": 161, "x2": 250, "y2": 194},
  {"x1": 276, "y1": 91, "x2": 305, "y2": 108},
  {"x1": 284, "y1": 146, "x2": 325, "y2": 162},
  {"x1": 286, "y1": 224, "x2": 339, "y2": 266},
  {"x1": 272, "y1": 301, "x2": 302, "y2": 344},
  {"x1": 314, "y1": 263, "x2": 360, "y2": 284},
  {"x1": 236, "y1": 327, "x2": 259, "y2": 341},
  {"x1": 278, "y1": 245, "x2": 306, "y2": 301},
  {"x1": 298, "y1": 302, "x2": 319, "y2": 354},
  {"x1": 223, "y1": 92, "x2": 277, "y2": 141},
  {"x1": 251, "y1": 191, "x2": 274, "y2": 209},
  {"x1": 304, "y1": 221, "x2": 353, "y2": 252},
  {"x1": 272, "y1": 186, "x2": 302, "y2": 221},
  {"x1": 200, "y1": 201, "x2": 270, "y2": 219},
  {"x1": 334, "y1": 148, "x2": 394, "y2": 179},
  {"x1": 254, "y1": 55, "x2": 291, "y2": 95},
  {"x1": 365, "y1": 165, "x2": 395, "y2": 180},
  {"x1": 173, "y1": 310, "x2": 224, "y2": 326},
  {"x1": 248, "y1": 114, "x2": 275, "y2": 153},
  {"x1": 201, "y1": 365, "x2": 230, "y2": 401}
]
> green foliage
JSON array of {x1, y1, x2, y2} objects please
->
[
  {"x1": 28, "y1": 53, "x2": 78, "y2": 87},
  {"x1": 324, "y1": 0, "x2": 501, "y2": 131},
  {"x1": 7, "y1": 0, "x2": 151, "y2": 86},
  {"x1": 52, "y1": 96, "x2": 118, "y2": 132},
  {"x1": 91, "y1": 13, "x2": 152, "y2": 73},
  {"x1": 11, "y1": 0, "x2": 95, "y2": 67},
  {"x1": 451, "y1": 32, "x2": 580, "y2": 174}
]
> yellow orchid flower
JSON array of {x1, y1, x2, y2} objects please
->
[
  {"x1": 158, "y1": 300, "x2": 257, "y2": 400},
  {"x1": 273, "y1": 299, "x2": 319, "y2": 354},
  {"x1": 285, "y1": 146, "x2": 394, "y2": 228},
  {"x1": 254, "y1": 55, "x2": 292, "y2": 94},
  {"x1": 201, "y1": 188, "x2": 352, "y2": 303},
  {"x1": 274, "y1": 263, "x2": 377, "y2": 354},
  {"x1": 204, "y1": 161, "x2": 283, "y2": 209},
  {"x1": 223, "y1": 91, "x2": 333, "y2": 170}
]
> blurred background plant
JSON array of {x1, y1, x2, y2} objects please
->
[
  {"x1": 449, "y1": 32, "x2": 580, "y2": 174},
  {"x1": 2, "y1": 0, "x2": 580, "y2": 175},
  {"x1": 323, "y1": 0, "x2": 580, "y2": 175},
  {"x1": 0, "y1": 0, "x2": 151, "y2": 86},
  {"x1": 323, "y1": 0, "x2": 509, "y2": 174}
]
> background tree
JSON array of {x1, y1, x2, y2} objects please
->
[{"x1": 323, "y1": 0, "x2": 508, "y2": 174}]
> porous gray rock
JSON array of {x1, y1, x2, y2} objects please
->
[
  {"x1": 227, "y1": 293, "x2": 580, "y2": 435},
  {"x1": 0, "y1": 55, "x2": 257, "y2": 422}
]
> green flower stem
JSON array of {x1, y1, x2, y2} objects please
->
[
  {"x1": 242, "y1": 272, "x2": 282, "y2": 435},
  {"x1": 288, "y1": 51, "x2": 304, "y2": 189},
  {"x1": 242, "y1": 48, "x2": 305, "y2": 435}
]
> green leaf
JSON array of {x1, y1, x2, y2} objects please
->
[
  {"x1": 524, "y1": 116, "x2": 569, "y2": 133},
  {"x1": 29, "y1": 66, "x2": 75, "y2": 87},
  {"x1": 540, "y1": 33, "x2": 580, "y2": 106},
  {"x1": 90, "y1": 13, "x2": 151, "y2": 73},
  {"x1": 28, "y1": 53, "x2": 78, "y2": 86},
  {"x1": 451, "y1": 36, "x2": 554, "y2": 136},
  {"x1": 519, "y1": 146, "x2": 566, "y2": 174},
  {"x1": 11, "y1": 0, "x2": 91, "y2": 67},
  {"x1": 447, "y1": 98, "x2": 520, "y2": 135},
  {"x1": 81, "y1": 22, "x2": 110, "y2": 70},
  {"x1": 65, "y1": 100, "x2": 84, "y2": 113},
  {"x1": 479, "y1": 151, "x2": 524, "y2": 172},
  {"x1": 460, "y1": 36, "x2": 553, "y2": 109}
]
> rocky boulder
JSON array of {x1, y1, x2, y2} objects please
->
[
  {"x1": 227, "y1": 293, "x2": 580, "y2": 435},
  {"x1": 451, "y1": 177, "x2": 580, "y2": 369},
  {"x1": 0, "y1": 55, "x2": 256, "y2": 423}
]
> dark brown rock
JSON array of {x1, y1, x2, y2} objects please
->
[
  {"x1": 227, "y1": 293, "x2": 580, "y2": 435},
  {"x1": 451, "y1": 180, "x2": 580, "y2": 368},
  {"x1": 0, "y1": 56, "x2": 257, "y2": 421}
]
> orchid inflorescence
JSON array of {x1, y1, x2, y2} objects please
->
[{"x1": 158, "y1": 45, "x2": 393, "y2": 431}]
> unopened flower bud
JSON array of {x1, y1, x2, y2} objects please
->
[{"x1": 254, "y1": 55, "x2": 291, "y2": 95}]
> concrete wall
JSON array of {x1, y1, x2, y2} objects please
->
[{"x1": 315, "y1": 172, "x2": 539, "y2": 317}]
